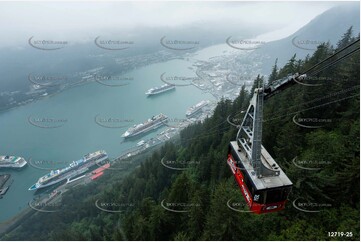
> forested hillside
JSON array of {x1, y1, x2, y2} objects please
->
[
  {"x1": 253, "y1": 3, "x2": 360, "y2": 74},
  {"x1": 3, "y1": 28, "x2": 359, "y2": 241}
]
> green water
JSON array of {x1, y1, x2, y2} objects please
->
[{"x1": 0, "y1": 57, "x2": 216, "y2": 222}]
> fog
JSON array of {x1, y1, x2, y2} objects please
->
[{"x1": 0, "y1": 1, "x2": 338, "y2": 47}]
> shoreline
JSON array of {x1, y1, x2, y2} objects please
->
[
  {"x1": 0, "y1": 49, "x2": 191, "y2": 116},
  {"x1": 0, "y1": 141, "x2": 168, "y2": 239},
  {"x1": 0, "y1": 174, "x2": 10, "y2": 190},
  {"x1": 0, "y1": 206, "x2": 35, "y2": 238},
  {"x1": 0, "y1": 43, "x2": 224, "y2": 232}
]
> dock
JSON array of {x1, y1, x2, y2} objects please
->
[
  {"x1": 0, "y1": 174, "x2": 11, "y2": 197},
  {"x1": 0, "y1": 174, "x2": 10, "y2": 189}
]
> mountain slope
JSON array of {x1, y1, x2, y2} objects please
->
[{"x1": 255, "y1": 2, "x2": 360, "y2": 74}]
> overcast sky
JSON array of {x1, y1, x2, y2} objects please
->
[{"x1": 0, "y1": 1, "x2": 344, "y2": 47}]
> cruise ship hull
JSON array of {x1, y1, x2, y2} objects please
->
[
  {"x1": 186, "y1": 108, "x2": 204, "y2": 118},
  {"x1": 122, "y1": 120, "x2": 167, "y2": 138},
  {"x1": 146, "y1": 86, "x2": 175, "y2": 96},
  {"x1": 0, "y1": 157, "x2": 27, "y2": 169},
  {"x1": 28, "y1": 155, "x2": 108, "y2": 191},
  {"x1": 0, "y1": 163, "x2": 27, "y2": 169},
  {"x1": 186, "y1": 101, "x2": 209, "y2": 118}
]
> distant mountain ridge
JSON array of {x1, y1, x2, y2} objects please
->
[{"x1": 254, "y1": 3, "x2": 360, "y2": 75}]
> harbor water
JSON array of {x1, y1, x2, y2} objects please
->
[{"x1": 0, "y1": 56, "x2": 217, "y2": 222}]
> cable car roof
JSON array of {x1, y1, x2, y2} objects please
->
[{"x1": 229, "y1": 141, "x2": 292, "y2": 190}]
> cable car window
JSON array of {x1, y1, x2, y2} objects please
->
[
  {"x1": 243, "y1": 173, "x2": 253, "y2": 195},
  {"x1": 265, "y1": 188, "x2": 283, "y2": 204},
  {"x1": 265, "y1": 187, "x2": 291, "y2": 204}
]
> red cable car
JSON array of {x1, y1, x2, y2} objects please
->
[
  {"x1": 226, "y1": 77, "x2": 299, "y2": 214},
  {"x1": 227, "y1": 142, "x2": 292, "y2": 214}
]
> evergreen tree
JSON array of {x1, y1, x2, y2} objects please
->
[{"x1": 268, "y1": 58, "x2": 278, "y2": 84}]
